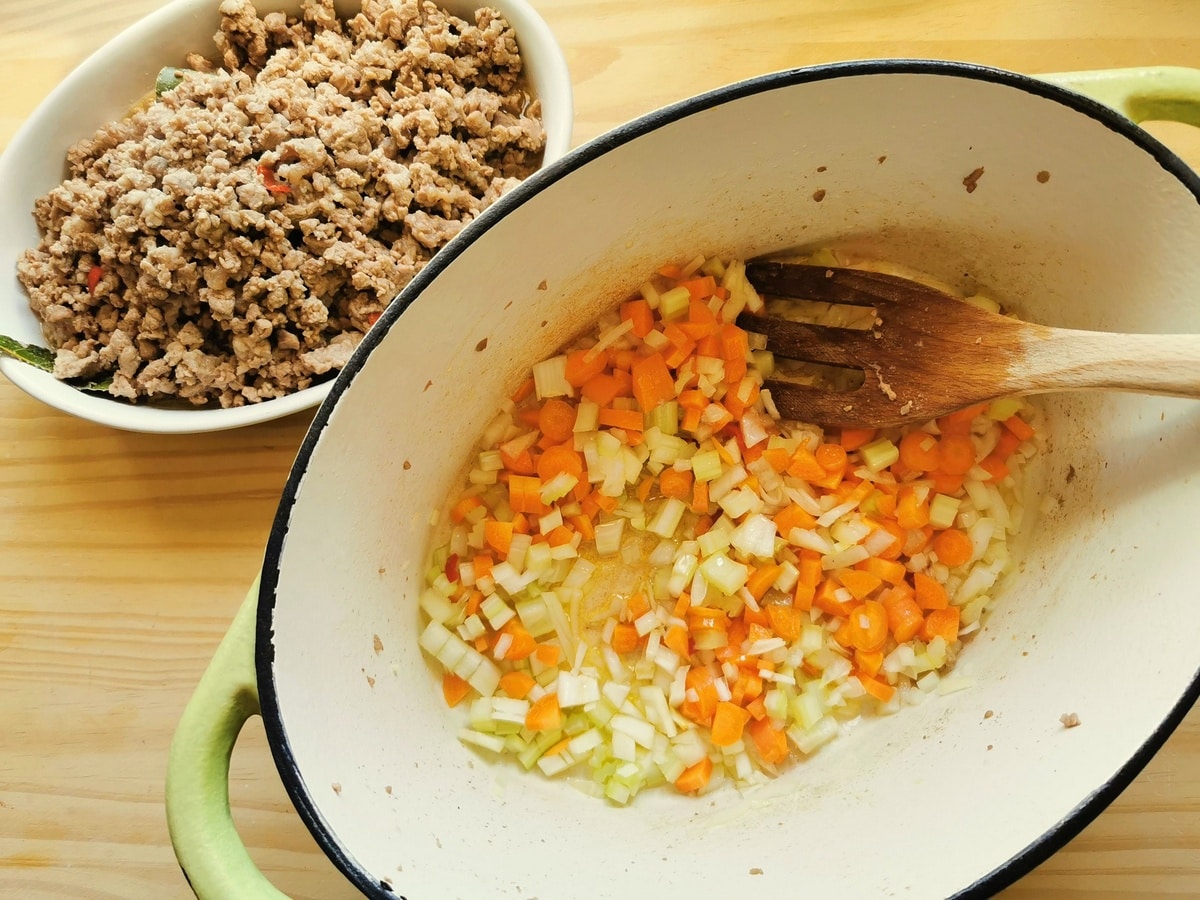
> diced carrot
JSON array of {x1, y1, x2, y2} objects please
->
[
  {"x1": 511, "y1": 513, "x2": 531, "y2": 535},
  {"x1": 564, "y1": 348, "x2": 609, "y2": 387},
  {"x1": 745, "y1": 696, "x2": 768, "y2": 721},
  {"x1": 681, "y1": 666, "x2": 719, "y2": 726},
  {"x1": 978, "y1": 455, "x2": 1009, "y2": 482},
  {"x1": 534, "y1": 643, "x2": 561, "y2": 667},
  {"x1": 773, "y1": 502, "x2": 816, "y2": 537},
  {"x1": 626, "y1": 592, "x2": 651, "y2": 620},
  {"x1": 525, "y1": 693, "x2": 562, "y2": 731},
  {"x1": 992, "y1": 428, "x2": 1022, "y2": 460},
  {"x1": 581, "y1": 372, "x2": 622, "y2": 406},
  {"x1": 797, "y1": 554, "x2": 823, "y2": 587},
  {"x1": 1003, "y1": 413, "x2": 1035, "y2": 442},
  {"x1": 673, "y1": 591, "x2": 693, "y2": 619},
  {"x1": 498, "y1": 670, "x2": 537, "y2": 700},
  {"x1": 720, "y1": 324, "x2": 749, "y2": 384},
  {"x1": 473, "y1": 635, "x2": 490, "y2": 652},
  {"x1": 472, "y1": 554, "x2": 494, "y2": 580},
  {"x1": 538, "y1": 398, "x2": 577, "y2": 443},
  {"x1": 500, "y1": 445, "x2": 537, "y2": 475},
  {"x1": 937, "y1": 433, "x2": 976, "y2": 476},
  {"x1": 856, "y1": 671, "x2": 896, "y2": 703},
  {"x1": 710, "y1": 701, "x2": 752, "y2": 747},
  {"x1": 664, "y1": 625, "x2": 690, "y2": 658},
  {"x1": 496, "y1": 620, "x2": 537, "y2": 660},
  {"x1": 857, "y1": 556, "x2": 907, "y2": 586},
  {"x1": 508, "y1": 474, "x2": 547, "y2": 514},
  {"x1": 571, "y1": 513, "x2": 595, "y2": 542},
  {"x1": 598, "y1": 407, "x2": 645, "y2": 432},
  {"x1": 938, "y1": 403, "x2": 987, "y2": 435},
  {"x1": 813, "y1": 577, "x2": 855, "y2": 617},
  {"x1": 610, "y1": 622, "x2": 640, "y2": 654},
  {"x1": 482, "y1": 520, "x2": 511, "y2": 556},
  {"x1": 537, "y1": 444, "x2": 584, "y2": 483},
  {"x1": 681, "y1": 405, "x2": 703, "y2": 432},
  {"x1": 875, "y1": 490, "x2": 898, "y2": 517},
  {"x1": 882, "y1": 588, "x2": 924, "y2": 642},
  {"x1": 874, "y1": 518, "x2": 906, "y2": 561},
  {"x1": 748, "y1": 717, "x2": 790, "y2": 764},
  {"x1": 590, "y1": 490, "x2": 618, "y2": 514},
  {"x1": 449, "y1": 495, "x2": 483, "y2": 524},
  {"x1": 854, "y1": 648, "x2": 885, "y2": 677},
  {"x1": 845, "y1": 600, "x2": 889, "y2": 652},
  {"x1": 814, "y1": 442, "x2": 849, "y2": 476},
  {"x1": 765, "y1": 603, "x2": 803, "y2": 643},
  {"x1": 674, "y1": 756, "x2": 713, "y2": 794},
  {"x1": 793, "y1": 581, "x2": 815, "y2": 611},
  {"x1": 837, "y1": 569, "x2": 882, "y2": 601},
  {"x1": 746, "y1": 564, "x2": 783, "y2": 601},
  {"x1": 912, "y1": 571, "x2": 950, "y2": 610},
  {"x1": 510, "y1": 376, "x2": 536, "y2": 404},
  {"x1": 546, "y1": 525, "x2": 576, "y2": 547},
  {"x1": 657, "y1": 262, "x2": 684, "y2": 279},
  {"x1": 930, "y1": 469, "x2": 965, "y2": 494},
  {"x1": 931, "y1": 528, "x2": 974, "y2": 568},
  {"x1": 442, "y1": 672, "x2": 472, "y2": 707},
  {"x1": 833, "y1": 616, "x2": 855, "y2": 649},
  {"x1": 631, "y1": 352, "x2": 677, "y2": 413},
  {"x1": 636, "y1": 474, "x2": 654, "y2": 503},
  {"x1": 760, "y1": 446, "x2": 791, "y2": 473},
  {"x1": 659, "y1": 467, "x2": 694, "y2": 500},
  {"x1": 683, "y1": 275, "x2": 717, "y2": 301},
  {"x1": 464, "y1": 590, "x2": 483, "y2": 618},
  {"x1": 786, "y1": 445, "x2": 826, "y2": 481},
  {"x1": 840, "y1": 427, "x2": 877, "y2": 452},
  {"x1": 895, "y1": 486, "x2": 930, "y2": 529},
  {"x1": 516, "y1": 405, "x2": 543, "y2": 429},
  {"x1": 899, "y1": 430, "x2": 941, "y2": 472},
  {"x1": 691, "y1": 479, "x2": 710, "y2": 514},
  {"x1": 620, "y1": 298, "x2": 655, "y2": 337},
  {"x1": 921, "y1": 606, "x2": 961, "y2": 643}
]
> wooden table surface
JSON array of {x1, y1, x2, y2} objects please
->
[{"x1": 2, "y1": 0, "x2": 1199, "y2": 896}]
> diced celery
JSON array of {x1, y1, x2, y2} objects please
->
[
  {"x1": 928, "y1": 493, "x2": 963, "y2": 530},
  {"x1": 648, "y1": 497, "x2": 686, "y2": 538},
  {"x1": 791, "y1": 686, "x2": 827, "y2": 731},
  {"x1": 517, "y1": 728, "x2": 565, "y2": 769},
  {"x1": 646, "y1": 400, "x2": 679, "y2": 437},
  {"x1": 667, "y1": 553, "x2": 699, "y2": 597},
  {"x1": 987, "y1": 397, "x2": 1023, "y2": 420},
  {"x1": 690, "y1": 449, "x2": 723, "y2": 483},
  {"x1": 860, "y1": 438, "x2": 899, "y2": 473},
  {"x1": 515, "y1": 596, "x2": 555, "y2": 638},
  {"x1": 459, "y1": 729, "x2": 507, "y2": 753},
  {"x1": 658, "y1": 285, "x2": 691, "y2": 321},
  {"x1": 750, "y1": 349, "x2": 775, "y2": 378},
  {"x1": 790, "y1": 716, "x2": 839, "y2": 755}
]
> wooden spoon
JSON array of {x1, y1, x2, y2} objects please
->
[{"x1": 736, "y1": 261, "x2": 1200, "y2": 428}]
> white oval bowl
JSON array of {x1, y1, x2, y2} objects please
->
[
  {"x1": 0, "y1": 0, "x2": 572, "y2": 433},
  {"x1": 258, "y1": 61, "x2": 1200, "y2": 898}
]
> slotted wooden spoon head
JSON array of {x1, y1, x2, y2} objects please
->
[{"x1": 737, "y1": 262, "x2": 1041, "y2": 427}]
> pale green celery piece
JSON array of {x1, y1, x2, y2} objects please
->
[
  {"x1": 563, "y1": 711, "x2": 590, "y2": 737},
  {"x1": 586, "y1": 698, "x2": 618, "y2": 728},
  {"x1": 517, "y1": 729, "x2": 564, "y2": 769},
  {"x1": 658, "y1": 286, "x2": 691, "y2": 321},
  {"x1": 987, "y1": 396, "x2": 1024, "y2": 420},
  {"x1": 860, "y1": 438, "x2": 900, "y2": 473},
  {"x1": 647, "y1": 399, "x2": 679, "y2": 436},
  {"x1": 691, "y1": 449, "x2": 722, "y2": 483},
  {"x1": 604, "y1": 780, "x2": 632, "y2": 805},
  {"x1": 807, "y1": 248, "x2": 840, "y2": 267},
  {"x1": 750, "y1": 349, "x2": 775, "y2": 379}
]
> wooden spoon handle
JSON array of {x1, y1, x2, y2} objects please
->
[{"x1": 1018, "y1": 329, "x2": 1200, "y2": 399}]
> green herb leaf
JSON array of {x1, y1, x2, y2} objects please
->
[{"x1": 0, "y1": 334, "x2": 112, "y2": 392}]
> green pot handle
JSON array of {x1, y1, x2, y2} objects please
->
[
  {"x1": 1041, "y1": 65, "x2": 1200, "y2": 127},
  {"x1": 165, "y1": 577, "x2": 287, "y2": 899}
]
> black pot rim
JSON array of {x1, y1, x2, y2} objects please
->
[{"x1": 255, "y1": 57, "x2": 1200, "y2": 899}]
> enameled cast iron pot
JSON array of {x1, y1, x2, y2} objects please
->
[{"x1": 167, "y1": 61, "x2": 1200, "y2": 898}]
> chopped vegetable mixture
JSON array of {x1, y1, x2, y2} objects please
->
[{"x1": 418, "y1": 253, "x2": 1042, "y2": 803}]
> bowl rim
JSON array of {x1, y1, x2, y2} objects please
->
[
  {"x1": 0, "y1": 0, "x2": 573, "y2": 434},
  {"x1": 255, "y1": 57, "x2": 1200, "y2": 898}
]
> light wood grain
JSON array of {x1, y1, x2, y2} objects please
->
[{"x1": 0, "y1": 1, "x2": 1197, "y2": 897}]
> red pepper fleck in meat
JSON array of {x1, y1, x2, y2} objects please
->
[
  {"x1": 87, "y1": 265, "x2": 103, "y2": 295},
  {"x1": 256, "y1": 164, "x2": 292, "y2": 194}
]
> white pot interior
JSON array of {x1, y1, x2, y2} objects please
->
[{"x1": 261, "y1": 64, "x2": 1200, "y2": 898}]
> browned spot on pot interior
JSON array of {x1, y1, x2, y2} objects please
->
[
  {"x1": 878, "y1": 155, "x2": 887, "y2": 164},
  {"x1": 503, "y1": 300, "x2": 513, "y2": 310},
  {"x1": 424, "y1": 379, "x2": 432, "y2": 391},
  {"x1": 963, "y1": 166, "x2": 985, "y2": 193},
  {"x1": 812, "y1": 189, "x2": 826, "y2": 202},
  {"x1": 1037, "y1": 169, "x2": 1051, "y2": 183},
  {"x1": 403, "y1": 460, "x2": 412, "y2": 470},
  {"x1": 373, "y1": 634, "x2": 384, "y2": 653},
  {"x1": 816, "y1": 165, "x2": 827, "y2": 173},
  {"x1": 537, "y1": 279, "x2": 548, "y2": 290},
  {"x1": 475, "y1": 337, "x2": 488, "y2": 351}
]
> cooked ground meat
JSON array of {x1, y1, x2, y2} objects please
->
[{"x1": 17, "y1": 0, "x2": 545, "y2": 407}]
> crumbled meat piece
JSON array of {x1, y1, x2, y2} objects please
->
[
  {"x1": 1060, "y1": 712, "x2": 1081, "y2": 728},
  {"x1": 17, "y1": 0, "x2": 545, "y2": 407}
]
